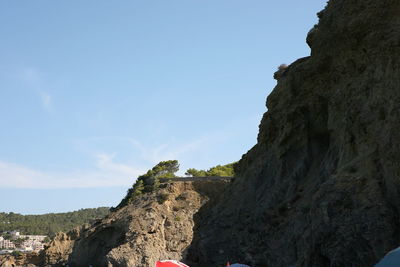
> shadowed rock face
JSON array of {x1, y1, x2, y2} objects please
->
[{"x1": 186, "y1": 0, "x2": 400, "y2": 266}]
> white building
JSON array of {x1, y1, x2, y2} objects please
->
[
  {"x1": 17, "y1": 234, "x2": 46, "y2": 242},
  {"x1": 10, "y1": 231, "x2": 20, "y2": 238},
  {"x1": 21, "y1": 238, "x2": 46, "y2": 252},
  {"x1": 0, "y1": 239, "x2": 15, "y2": 249},
  {"x1": 3, "y1": 231, "x2": 47, "y2": 252}
]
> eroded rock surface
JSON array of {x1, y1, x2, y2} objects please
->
[
  {"x1": 0, "y1": 254, "x2": 40, "y2": 267},
  {"x1": 42, "y1": 181, "x2": 228, "y2": 267}
]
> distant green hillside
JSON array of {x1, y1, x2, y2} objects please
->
[{"x1": 0, "y1": 207, "x2": 109, "y2": 237}]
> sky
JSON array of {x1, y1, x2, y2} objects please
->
[{"x1": 0, "y1": 1, "x2": 327, "y2": 214}]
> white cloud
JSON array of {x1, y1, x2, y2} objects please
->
[
  {"x1": 0, "y1": 155, "x2": 143, "y2": 189},
  {"x1": 0, "y1": 133, "x2": 223, "y2": 189}
]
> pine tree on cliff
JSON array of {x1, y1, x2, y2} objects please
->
[
  {"x1": 185, "y1": 162, "x2": 237, "y2": 177},
  {"x1": 132, "y1": 180, "x2": 144, "y2": 196},
  {"x1": 114, "y1": 160, "x2": 179, "y2": 210}
]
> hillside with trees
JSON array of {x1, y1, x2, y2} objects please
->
[
  {"x1": 0, "y1": 207, "x2": 109, "y2": 237},
  {"x1": 115, "y1": 160, "x2": 236, "y2": 210}
]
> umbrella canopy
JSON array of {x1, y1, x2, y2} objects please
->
[
  {"x1": 375, "y1": 247, "x2": 400, "y2": 267},
  {"x1": 229, "y1": 264, "x2": 251, "y2": 267},
  {"x1": 155, "y1": 260, "x2": 190, "y2": 267}
]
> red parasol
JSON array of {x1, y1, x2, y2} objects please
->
[{"x1": 155, "y1": 260, "x2": 190, "y2": 267}]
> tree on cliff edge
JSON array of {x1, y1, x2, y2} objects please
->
[
  {"x1": 114, "y1": 160, "x2": 179, "y2": 210},
  {"x1": 185, "y1": 162, "x2": 236, "y2": 177}
]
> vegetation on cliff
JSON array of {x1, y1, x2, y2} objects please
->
[
  {"x1": 0, "y1": 208, "x2": 109, "y2": 237},
  {"x1": 115, "y1": 160, "x2": 236, "y2": 210},
  {"x1": 115, "y1": 160, "x2": 180, "y2": 209},
  {"x1": 185, "y1": 162, "x2": 237, "y2": 177}
]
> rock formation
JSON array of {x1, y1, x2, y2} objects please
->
[
  {"x1": 186, "y1": 0, "x2": 400, "y2": 266},
  {"x1": 42, "y1": 227, "x2": 82, "y2": 266},
  {"x1": 42, "y1": 181, "x2": 228, "y2": 267},
  {"x1": 41, "y1": 0, "x2": 400, "y2": 266},
  {"x1": 0, "y1": 253, "x2": 41, "y2": 267}
]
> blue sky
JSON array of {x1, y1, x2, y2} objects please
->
[{"x1": 0, "y1": 1, "x2": 327, "y2": 214}]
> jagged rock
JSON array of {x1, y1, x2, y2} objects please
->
[
  {"x1": 0, "y1": 257, "x2": 14, "y2": 267},
  {"x1": 0, "y1": 254, "x2": 40, "y2": 267},
  {"x1": 42, "y1": 227, "x2": 81, "y2": 266},
  {"x1": 273, "y1": 64, "x2": 288, "y2": 80},
  {"x1": 42, "y1": 181, "x2": 228, "y2": 267}
]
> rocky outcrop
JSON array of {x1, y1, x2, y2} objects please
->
[
  {"x1": 42, "y1": 181, "x2": 228, "y2": 267},
  {"x1": 42, "y1": 227, "x2": 82, "y2": 266},
  {"x1": 185, "y1": 0, "x2": 400, "y2": 266},
  {"x1": 0, "y1": 256, "x2": 17, "y2": 267},
  {"x1": 0, "y1": 253, "x2": 40, "y2": 267}
]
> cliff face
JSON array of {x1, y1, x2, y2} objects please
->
[
  {"x1": 186, "y1": 0, "x2": 400, "y2": 266},
  {"x1": 42, "y1": 181, "x2": 228, "y2": 267},
  {"x1": 42, "y1": 227, "x2": 81, "y2": 266}
]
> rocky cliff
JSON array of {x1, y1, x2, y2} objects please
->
[
  {"x1": 0, "y1": 253, "x2": 41, "y2": 267},
  {"x1": 185, "y1": 0, "x2": 400, "y2": 266},
  {"x1": 41, "y1": 0, "x2": 400, "y2": 266},
  {"x1": 42, "y1": 181, "x2": 228, "y2": 267}
]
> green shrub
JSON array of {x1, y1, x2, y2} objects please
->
[{"x1": 185, "y1": 162, "x2": 237, "y2": 177}]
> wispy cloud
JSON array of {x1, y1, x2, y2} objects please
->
[
  {"x1": 0, "y1": 133, "x2": 225, "y2": 189},
  {"x1": 95, "y1": 153, "x2": 142, "y2": 176},
  {"x1": 73, "y1": 135, "x2": 211, "y2": 165},
  {"x1": 127, "y1": 136, "x2": 208, "y2": 164},
  {"x1": 21, "y1": 67, "x2": 54, "y2": 112},
  {"x1": 0, "y1": 154, "x2": 143, "y2": 189}
]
